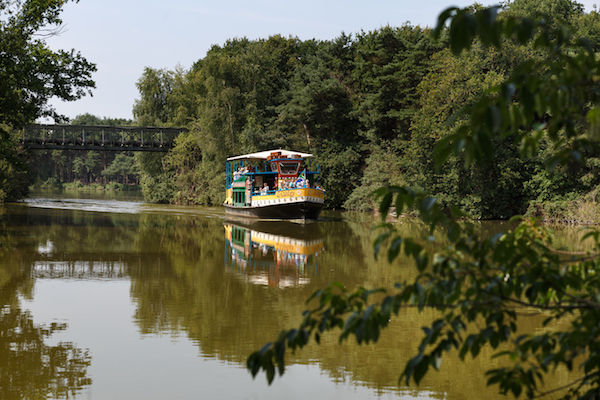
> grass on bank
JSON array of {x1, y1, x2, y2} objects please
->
[{"x1": 30, "y1": 178, "x2": 141, "y2": 193}]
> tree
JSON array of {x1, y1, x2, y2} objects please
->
[
  {"x1": 0, "y1": 0, "x2": 96, "y2": 128},
  {"x1": 247, "y1": 3, "x2": 600, "y2": 399},
  {"x1": 0, "y1": 0, "x2": 96, "y2": 202},
  {"x1": 132, "y1": 67, "x2": 175, "y2": 126},
  {"x1": 0, "y1": 124, "x2": 28, "y2": 201},
  {"x1": 276, "y1": 50, "x2": 361, "y2": 208},
  {"x1": 71, "y1": 113, "x2": 132, "y2": 127},
  {"x1": 403, "y1": 44, "x2": 531, "y2": 219},
  {"x1": 102, "y1": 153, "x2": 138, "y2": 184},
  {"x1": 351, "y1": 25, "x2": 441, "y2": 143}
]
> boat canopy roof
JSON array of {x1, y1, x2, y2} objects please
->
[{"x1": 226, "y1": 149, "x2": 313, "y2": 161}]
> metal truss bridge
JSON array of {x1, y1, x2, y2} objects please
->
[{"x1": 22, "y1": 124, "x2": 188, "y2": 152}]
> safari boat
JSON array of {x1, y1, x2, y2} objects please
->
[{"x1": 224, "y1": 149, "x2": 324, "y2": 220}]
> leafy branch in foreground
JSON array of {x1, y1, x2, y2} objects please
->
[
  {"x1": 248, "y1": 4, "x2": 600, "y2": 399},
  {"x1": 0, "y1": 0, "x2": 96, "y2": 127}
]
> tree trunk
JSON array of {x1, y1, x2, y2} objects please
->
[
  {"x1": 102, "y1": 153, "x2": 107, "y2": 184},
  {"x1": 303, "y1": 123, "x2": 312, "y2": 149}
]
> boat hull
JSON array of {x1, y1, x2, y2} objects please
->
[{"x1": 224, "y1": 201, "x2": 322, "y2": 220}]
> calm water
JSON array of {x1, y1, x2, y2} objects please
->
[{"x1": 0, "y1": 193, "x2": 582, "y2": 399}]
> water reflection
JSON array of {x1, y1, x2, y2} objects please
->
[
  {"x1": 0, "y1": 214, "x2": 92, "y2": 399},
  {"x1": 0, "y1": 306, "x2": 91, "y2": 400},
  {"x1": 33, "y1": 261, "x2": 128, "y2": 280},
  {"x1": 224, "y1": 220, "x2": 324, "y2": 287},
  {"x1": 25, "y1": 197, "x2": 143, "y2": 214},
  {"x1": 0, "y1": 198, "x2": 588, "y2": 399}
]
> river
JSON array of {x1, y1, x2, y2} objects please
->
[{"x1": 0, "y1": 192, "x2": 583, "y2": 399}]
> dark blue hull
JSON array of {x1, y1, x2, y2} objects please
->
[{"x1": 224, "y1": 201, "x2": 322, "y2": 220}]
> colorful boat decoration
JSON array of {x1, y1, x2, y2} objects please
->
[
  {"x1": 224, "y1": 149, "x2": 324, "y2": 220},
  {"x1": 224, "y1": 220, "x2": 323, "y2": 288}
]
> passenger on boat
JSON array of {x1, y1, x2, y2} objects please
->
[
  {"x1": 245, "y1": 177, "x2": 252, "y2": 204},
  {"x1": 262, "y1": 183, "x2": 269, "y2": 194},
  {"x1": 233, "y1": 167, "x2": 248, "y2": 181}
]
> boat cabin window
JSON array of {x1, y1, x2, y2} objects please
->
[{"x1": 278, "y1": 161, "x2": 300, "y2": 175}]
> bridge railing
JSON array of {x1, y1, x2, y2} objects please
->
[{"x1": 22, "y1": 124, "x2": 187, "y2": 151}]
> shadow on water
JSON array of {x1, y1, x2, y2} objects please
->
[{"x1": 0, "y1": 197, "x2": 587, "y2": 399}]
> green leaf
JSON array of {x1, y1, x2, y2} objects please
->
[
  {"x1": 416, "y1": 253, "x2": 428, "y2": 272},
  {"x1": 476, "y1": 6, "x2": 500, "y2": 47},
  {"x1": 373, "y1": 231, "x2": 391, "y2": 259},
  {"x1": 433, "y1": 7, "x2": 459, "y2": 39},
  {"x1": 510, "y1": 382, "x2": 522, "y2": 398},
  {"x1": 413, "y1": 355, "x2": 430, "y2": 384},
  {"x1": 387, "y1": 237, "x2": 403, "y2": 263},
  {"x1": 379, "y1": 191, "x2": 393, "y2": 219},
  {"x1": 433, "y1": 135, "x2": 454, "y2": 169},
  {"x1": 515, "y1": 18, "x2": 534, "y2": 44},
  {"x1": 449, "y1": 12, "x2": 476, "y2": 55}
]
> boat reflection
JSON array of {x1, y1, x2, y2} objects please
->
[{"x1": 224, "y1": 220, "x2": 324, "y2": 288}]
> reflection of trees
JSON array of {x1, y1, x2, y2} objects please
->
[
  {"x1": 127, "y1": 213, "x2": 576, "y2": 399},
  {"x1": 127, "y1": 215, "x2": 479, "y2": 396},
  {"x1": 0, "y1": 207, "x2": 92, "y2": 399},
  {"x1": 0, "y1": 208, "x2": 37, "y2": 306},
  {"x1": 0, "y1": 306, "x2": 91, "y2": 400},
  {"x1": 0, "y1": 203, "x2": 580, "y2": 399}
]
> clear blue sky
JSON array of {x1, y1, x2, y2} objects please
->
[{"x1": 46, "y1": 0, "x2": 598, "y2": 121}]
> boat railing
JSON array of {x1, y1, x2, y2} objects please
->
[
  {"x1": 251, "y1": 187, "x2": 324, "y2": 197},
  {"x1": 252, "y1": 190, "x2": 277, "y2": 196}
]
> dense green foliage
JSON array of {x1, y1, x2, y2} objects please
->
[
  {"x1": 132, "y1": 1, "x2": 600, "y2": 217},
  {"x1": 247, "y1": 3, "x2": 600, "y2": 399},
  {"x1": 0, "y1": 124, "x2": 29, "y2": 201},
  {"x1": 0, "y1": 0, "x2": 96, "y2": 201},
  {"x1": 133, "y1": 29, "x2": 442, "y2": 208}
]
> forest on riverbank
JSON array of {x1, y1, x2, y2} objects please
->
[
  {"x1": 8, "y1": 0, "x2": 600, "y2": 221},
  {"x1": 125, "y1": 0, "x2": 600, "y2": 220}
]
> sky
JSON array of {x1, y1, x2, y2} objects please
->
[{"x1": 46, "y1": 0, "x2": 599, "y2": 122}]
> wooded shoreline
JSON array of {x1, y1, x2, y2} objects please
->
[{"x1": 6, "y1": 1, "x2": 600, "y2": 223}]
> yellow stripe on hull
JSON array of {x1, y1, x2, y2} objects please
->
[{"x1": 251, "y1": 188, "x2": 324, "y2": 207}]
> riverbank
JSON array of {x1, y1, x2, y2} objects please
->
[
  {"x1": 378, "y1": 198, "x2": 600, "y2": 226},
  {"x1": 526, "y1": 195, "x2": 600, "y2": 225},
  {"x1": 26, "y1": 179, "x2": 600, "y2": 226},
  {"x1": 30, "y1": 179, "x2": 141, "y2": 194}
]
